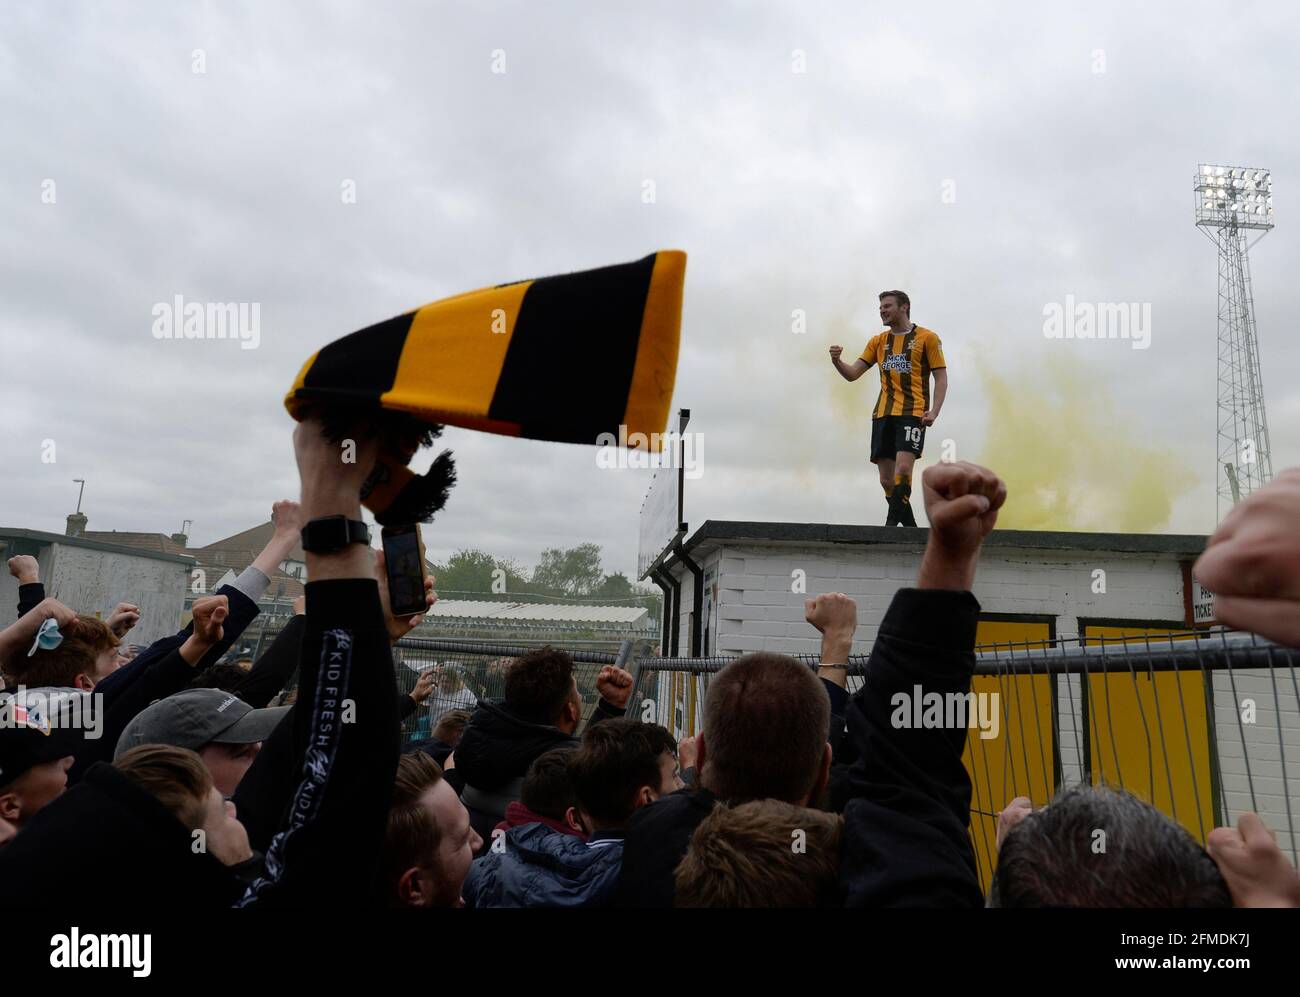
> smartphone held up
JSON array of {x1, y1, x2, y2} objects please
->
[{"x1": 381, "y1": 523, "x2": 429, "y2": 618}]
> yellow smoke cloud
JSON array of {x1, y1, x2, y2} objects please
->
[{"x1": 975, "y1": 355, "x2": 1194, "y2": 532}]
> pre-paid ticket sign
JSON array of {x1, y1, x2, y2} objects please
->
[{"x1": 1192, "y1": 577, "x2": 1216, "y2": 626}]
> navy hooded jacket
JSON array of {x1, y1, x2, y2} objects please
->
[{"x1": 462, "y1": 824, "x2": 623, "y2": 908}]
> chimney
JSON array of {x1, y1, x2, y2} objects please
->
[
  {"x1": 66, "y1": 512, "x2": 87, "y2": 537},
  {"x1": 170, "y1": 532, "x2": 188, "y2": 548}
]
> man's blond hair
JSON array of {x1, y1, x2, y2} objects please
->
[{"x1": 674, "y1": 799, "x2": 843, "y2": 907}]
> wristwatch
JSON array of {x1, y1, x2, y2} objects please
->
[{"x1": 300, "y1": 516, "x2": 371, "y2": 554}]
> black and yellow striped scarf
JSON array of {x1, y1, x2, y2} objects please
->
[{"x1": 285, "y1": 250, "x2": 686, "y2": 524}]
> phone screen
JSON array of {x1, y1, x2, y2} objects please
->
[{"x1": 383, "y1": 527, "x2": 427, "y2": 617}]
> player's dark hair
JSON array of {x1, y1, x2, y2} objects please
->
[{"x1": 879, "y1": 289, "x2": 910, "y2": 313}]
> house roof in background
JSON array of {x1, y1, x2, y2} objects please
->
[{"x1": 81, "y1": 530, "x2": 190, "y2": 556}]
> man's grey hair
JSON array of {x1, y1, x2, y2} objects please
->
[{"x1": 989, "y1": 784, "x2": 1231, "y2": 907}]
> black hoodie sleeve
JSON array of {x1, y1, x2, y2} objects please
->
[
  {"x1": 236, "y1": 577, "x2": 398, "y2": 908},
  {"x1": 235, "y1": 615, "x2": 306, "y2": 709},
  {"x1": 582, "y1": 696, "x2": 624, "y2": 731},
  {"x1": 70, "y1": 647, "x2": 197, "y2": 781},
  {"x1": 837, "y1": 587, "x2": 984, "y2": 908},
  {"x1": 17, "y1": 582, "x2": 45, "y2": 618},
  {"x1": 231, "y1": 706, "x2": 297, "y2": 853},
  {"x1": 398, "y1": 691, "x2": 419, "y2": 720},
  {"x1": 824, "y1": 678, "x2": 849, "y2": 753},
  {"x1": 92, "y1": 582, "x2": 261, "y2": 711}
]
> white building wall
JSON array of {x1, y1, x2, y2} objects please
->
[
  {"x1": 0, "y1": 543, "x2": 189, "y2": 648},
  {"x1": 710, "y1": 542, "x2": 1187, "y2": 657},
  {"x1": 1212, "y1": 668, "x2": 1300, "y2": 857},
  {"x1": 666, "y1": 538, "x2": 1300, "y2": 853}
]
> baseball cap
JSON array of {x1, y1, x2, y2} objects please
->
[
  {"x1": 114, "y1": 689, "x2": 289, "y2": 760},
  {"x1": 0, "y1": 695, "x2": 77, "y2": 789}
]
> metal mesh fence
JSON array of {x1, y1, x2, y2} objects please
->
[
  {"x1": 625, "y1": 629, "x2": 1300, "y2": 894},
  {"x1": 391, "y1": 637, "x2": 630, "y2": 746}
]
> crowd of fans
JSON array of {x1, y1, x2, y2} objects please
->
[{"x1": 1, "y1": 422, "x2": 1298, "y2": 908}]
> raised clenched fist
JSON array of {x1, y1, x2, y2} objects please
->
[
  {"x1": 7, "y1": 555, "x2": 39, "y2": 584},
  {"x1": 190, "y1": 595, "x2": 229, "y2": 646},
  {"x1": 804, "y1": 592, "x2": 857, "y2": 639},
  {"x1": 270, "y1": 499, "x2": 304, "y2": 536},
  {"x1": 106, "y1": 602, "x2": 141, "y2": 638},
  {"x1": 596, "y1": 665, "x2": 635, "y2": 710},
  {"x1": 923, "y1": 461, "x2": 1007, "y2": 553}
]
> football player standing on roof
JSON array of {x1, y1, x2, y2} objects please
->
[{"x1": 829, "y1": 290, "x2": 948, "y2": 527}]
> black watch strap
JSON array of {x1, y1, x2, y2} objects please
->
[{"x1": 300, "y1": 516, "x2": 371, "y2": 554}]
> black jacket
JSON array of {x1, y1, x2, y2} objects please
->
[
  {"x1": 234, "y1": 578, "x2": 398, "y2": 907},
  {"x1": 0, "y1": 577, "x2": 398, "y2": 909},
  {"x1": 233, "y1": 614, "x2": 307, "y2": 709},
  {"x1": 456, "y1": 700, "x2": 578, "y2": 788},
  {"x1": 0, "y1": 761, "x2": 244, "y2": 907},
  {"x1": 403, "y1": 737, "x2": 456, "y2": 767},
  {"x1": 232, "y1": 623, "x2": 419, "y2": 854},
  {"x1": 837, "y1": 587, "x2": 984, "y2": 907},
  {"x1": 611, "y1": 788, "x2": 719, "y2": 908},
  {"x1": 455, "y1": 696, "x2": 622, "y2": 843},
  {"x1": 69, "y1": 583, "x2": 263, "y2": 785}
]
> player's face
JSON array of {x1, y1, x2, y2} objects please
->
[{"x1": 879, "y1": 297, "x2": 905, "y2": 325}]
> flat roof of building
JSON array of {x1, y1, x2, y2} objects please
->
[
  {"x1": 429, "y1": 599, "x2": 651, "y2": 626},
  {"x1": 0, "y1": 527, "x2": 197, "y2": 565},
  {"x1": 663, "y1": 520, "x2": 1209, "y2": 570}
]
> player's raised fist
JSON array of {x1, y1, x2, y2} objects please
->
[
  {"x1": 922, "y1": 461, "x2": 1006, "y2": 551},
  {"x1": 828, "y1": 344, "x2": 844, "y2": 360}
]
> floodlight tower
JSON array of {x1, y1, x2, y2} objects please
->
[{"x1": 1195, "y1": 164, "x2": 1275, "y2": 521}]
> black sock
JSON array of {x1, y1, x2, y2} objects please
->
[{"x1": 894, "y1": 475, "x2": 916, "y2": 527}]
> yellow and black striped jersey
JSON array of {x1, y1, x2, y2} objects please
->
[{"x1": 860, "y1": 325, "x2": 945, "y2": 419}]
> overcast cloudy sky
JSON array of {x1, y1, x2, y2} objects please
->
[{"x1": 3, "y1": 1, "x2": 1297, "y2": 581}]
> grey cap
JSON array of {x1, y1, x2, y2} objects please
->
[{"x1": 114, "y1": 688, "x2": 289, "y2": 760}]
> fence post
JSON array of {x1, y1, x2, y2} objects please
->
[{"x1": 619, "y1": 640, "x2": 642, "y2": 719}]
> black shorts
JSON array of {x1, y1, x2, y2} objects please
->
[{"x1": 870, "y1": 415, "x2": 925, "y2": 463}]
